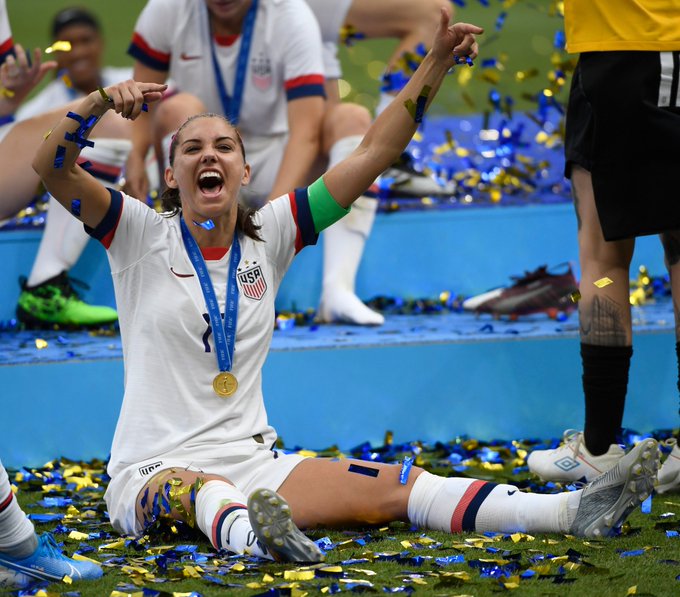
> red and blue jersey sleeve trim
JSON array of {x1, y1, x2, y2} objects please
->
[
  {"x1": 127, "y1": 32, "x2": 170, "y2": 72},
  {"x1": 0, "y1": 38, "x2": 14, "y2": 64},
  {"x1": 77, "y1": 157, "x2": 122, "y2": 184},
  {"x1": 289, "y1": 188, "x2": 318, "y2": 253},
  {"x1": 84, "y1": 188, "x2": 123, "y2": 249},
  {"x1": 285, "y1": 74, "x2": 325, "y2": 101}
]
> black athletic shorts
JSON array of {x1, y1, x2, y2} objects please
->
[{"x1": 564, "y1": 51, "x2": 680, "y2": 241}]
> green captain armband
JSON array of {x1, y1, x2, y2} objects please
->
[{"x1": 308, "y1": 176, "x2": 350, "y2": 233}]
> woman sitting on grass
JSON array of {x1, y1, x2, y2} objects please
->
[{"x1": 32, "y1": 8, "x2": 659, "y2": 562}]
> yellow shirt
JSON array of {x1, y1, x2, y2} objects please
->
[{"x1": 564, "y1": 0, "x2": 680, "y2": 53}]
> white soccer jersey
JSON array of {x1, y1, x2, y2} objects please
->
[
  {"x1": 128, "y1": 0, "x2": 325, "y2": 140},
  {"x1": 86, "y1": 189, "x2": 318, "y2": 479},
  {"x1": 303, "y1": 0, "x2": 351, "y2": 79},
  {"x1": 16, "y1": 66, "x2": 132, "y2": 120},
  {"x1": 0, "y1": 0, "x2": 13, "y2": 64}
]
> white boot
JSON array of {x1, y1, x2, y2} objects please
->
[
  {"x1": 318, "y1": 194, "x2": 383, "y2": 325},
  {"x1": 318, "y1": 134, "x2": 383, "y2": 326}
]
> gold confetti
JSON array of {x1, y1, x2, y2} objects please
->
[
  {"x1": 0, "y1": 86, "x2": 15, "y2": 98},
  {"x1": 35, "y1": 338, "x2": 48, "y2": 349},
  {"x1": 594, "y1": 277, "x2": 614, "y2": 288},
  {"x1": 45, "y1": 40, "x2": 72, "y2": 54},
  {"x1": 570, "y1": 290, "x2": 581, "y2": 303},
  {"x1": 284, "y1": 570, "x2": 315, "y2": 581}
]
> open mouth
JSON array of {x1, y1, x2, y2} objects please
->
[{"x1": 197, "y1": 170, "x2": 224, "y2": 197}]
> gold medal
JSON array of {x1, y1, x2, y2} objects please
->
[{"x1": 213, "y1": 371, "x2": 238, "y2": 397}]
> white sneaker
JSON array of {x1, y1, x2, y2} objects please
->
[
  {"x1": 569, "y1": 438, "x2": 659, "y2": 538},
  {"x1": 247, "y1": 488, "x2": 324, "y2": 563},
  {"x1": 657, "y1": 439, "x2": 680, "y2": 494},
  {"x1": 527, "y1": 430, "x2": 625, "y2": 483}
]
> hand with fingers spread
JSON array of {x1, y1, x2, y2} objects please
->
[{"x1": 0, "y1": 43, "x2": 58, "y2": 114}]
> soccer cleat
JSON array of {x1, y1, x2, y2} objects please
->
[
  {"x1": 16, "y1": 271, "x2": 117, "y2": 328},
  {"x1": 657, "y1": 439, "x2": 680, "y2": 494},
  {"x1": 372, "y1": 152, "x2": 456, "y2": 198},
  {"x1": 569, "y1": 438, "x2": 659, "y2": 538},
  {"x1": 527, "y1": 430, "x2": 625, "y2": 483},
  {"x1": 462, "y1": 263, "x2": 579, "y2": 318},
  {"x1": 0, "y1": 533, "x2": 103, "y2": 589},
  {"x1": 247, "y1": 488, "x2": 324, "y2": 563}
]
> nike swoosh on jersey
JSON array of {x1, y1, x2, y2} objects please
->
[
  {"x1": 180, "y1": 52, "x2": 202, "y2": 61},
  {"x1": 170, "y1": 267, "x2": 194, "y2": 278}
]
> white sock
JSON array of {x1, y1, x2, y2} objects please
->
[
  {"x1": 195, "y1": 480, "x2": 272, "y2": 559},
  {"x1": 319, "y1": 135, "x2": 383, "y2": 325},
  {"x1": 407, "y1": 471, "x2": 574, "y2": 535},
  {"x1": 26, "y1": 138, "x2": 131, "y2": 287},
  {"x1": 26, "y1": 196, "x2": 90, "y2": 287},
  {"x1": 0, "y1": 461, "x2": 37, "y2": 558}
]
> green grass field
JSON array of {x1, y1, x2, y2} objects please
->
[
  {"x1": 6, "y1": 0, "x2": 569, "y2": 116},
  {"x1": 10, "y1": 451, "x2": 680, "y2": 597}
]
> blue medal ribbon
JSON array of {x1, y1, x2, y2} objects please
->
[
  {"x1": 180, "y1": 216, "x2": 240, "y2": 375},
  {"x1": 209, "y1": 0, "x2": 258, "y2": 124}
]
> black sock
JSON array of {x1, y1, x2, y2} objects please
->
[{"x1": 581, "y1": 343, "x2": 633, "y2": 456}]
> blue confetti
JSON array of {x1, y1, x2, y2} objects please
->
[
  {"x1": 641, "y1": 494, "x2": 652, "y2": 514},
  {"x1": 54, "y1": 145, "x2": 66, "y2": 168},
  {"x1": 620, "y1": 549, "x2": 646, "y2": 558},
  {"x1": 399, "y1": 456, "x2": 414, "y2": 484},
  {"x1": 193, "y1": 219, "x2": 215, "y2": 230},
  {"x1": 414, "y1": 94, "x2": 427, "y2": 124},
  {"x1": 70, "y1": 199, "x2": 81, "y2": 217}
]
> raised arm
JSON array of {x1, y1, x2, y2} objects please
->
[
  {"x1": 32, "y1": 80, "x2": 166, "y2": 229},
  {"x1": 322, "y1": 8, "x2": 482, "y2": 208},
  {"x1": 0, "y1": 43, "x2": 57, "y2": 117}
]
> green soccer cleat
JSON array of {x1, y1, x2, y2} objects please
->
[{"x1": 16, "y1": 271, "x2": 117, "y2": 328}]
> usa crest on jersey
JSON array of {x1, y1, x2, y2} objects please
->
[{"x1": 238, "y1": 264, "x2": 267, "y2": 300}]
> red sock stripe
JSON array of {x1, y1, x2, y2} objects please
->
[
  {"x1": 211, "y1": 502, "x2": 247, "y2": 549},
  {"x1": 450, "y1": 480, "x2": 488, "y2": 533},
  {"x1": 0, "y1": 492, "x2": 14, "y2": 513}
]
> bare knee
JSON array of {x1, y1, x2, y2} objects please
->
[
  {"x1": 322, "y1": 102, "x2": 372, "y2": 154},
  {"x1": 135, "y1": 468, "x2": 227, "y2": 528}
]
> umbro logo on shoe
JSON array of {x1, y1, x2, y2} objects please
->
[{"x1": 555, "y1": 457, "x2": 581, "y2": 472}]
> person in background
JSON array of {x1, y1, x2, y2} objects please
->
[
  {"x1": 304, "y1": 0, "x2": 454, "y2": 325},
  {"x1": 527, "y1": 0, "x2": 680, "y2": 494},
  {"x1": 0, "y1": 458, "x2": 103, "y2": 589},
  {"x1": 1, "y1": 7, "x2": 133, "y2": 328}
]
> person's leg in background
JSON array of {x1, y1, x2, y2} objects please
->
[
  {"x1": 658, "y1": 229, "x2": 680, "y2": 492},
  {"x1": 0, "y1": 458, "x2": 102, "y2": 588},
  {"x1": 317, "y1": 101, "x2": 385, "y2": 325},
  {"x1": 528, "y1": 166, "x2": 634, "y2": 482}
]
